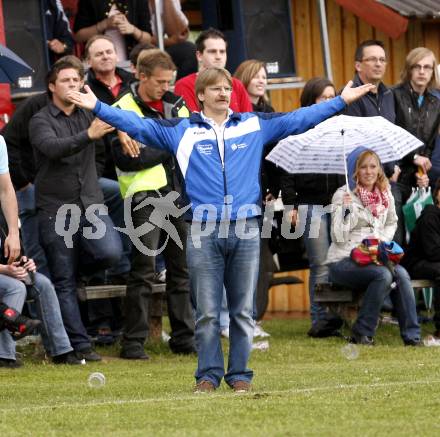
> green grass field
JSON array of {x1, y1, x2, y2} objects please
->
[{"x1": 1, "y1": 318, "x2": 440, "y2": 436}]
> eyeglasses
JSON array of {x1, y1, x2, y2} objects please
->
[
  {"x1": 361, "y1": 57, "x2": 387, "y2": 64},
  {"x1": 207, "y1": 86, "x2": 232, "y2": 93},
  {"x1": 411, "y1": 64, "x2": 434, "y2": 72}
]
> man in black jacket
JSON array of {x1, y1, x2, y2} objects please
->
[
  {"x1": 393, "y1": 47, "x2": 440, "y2": 245},
  {"x1": 84, "y1": 35, "x2": 135, "y2": 341},
  {"x1": 29, "y1": 56, "x2": 123, "y2": 361},
  {"x1": 393, "y1": 47, "x2": 440, "y2": 192},
  {"x1": 343, "y1": 40, "x2": 395, "y2": 122},
  {"x1": 85, "y1": 35, "x2": 135, "y2": 180},
  {"x1": 111, "y1": 49, "x2": 195, "y2": 359}
]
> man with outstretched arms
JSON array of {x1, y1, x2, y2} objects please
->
[{"x1": 67, "y1": 67, "x2": 374, "y2": 393}]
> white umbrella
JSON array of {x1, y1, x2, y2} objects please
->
[{"x1": 266, "y1": 115, "x2": 424, "y2": 186}]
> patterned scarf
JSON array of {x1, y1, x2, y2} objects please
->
[{"x1": 356, "y1": 185, "x2": 389, "y2": 217}]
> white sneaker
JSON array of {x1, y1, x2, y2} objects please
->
[
  {"x1": 253, "y1": 323, "x2": 270, "y2": 338},
  {"x1": 220, "y1": 328, "x2": 229, "y2": 338},
  {"x1": 252, "y1": 340, "x2": 269, "y2": 351}
]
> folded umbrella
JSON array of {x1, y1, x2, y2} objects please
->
[{"x1": 0, "y1": 43, "x2": 33, "y2": 84}]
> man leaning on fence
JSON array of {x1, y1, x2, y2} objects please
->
[{"x1": 66, "y1": 66, "x2": 374, "y2": 393}]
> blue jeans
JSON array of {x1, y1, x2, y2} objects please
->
[
  {"x1": 0, "y1": 273, "x2": 73, "y2": 359},
  {"x1": 187, "y1": 218, "x2": 259, "y2": 387},
  {"x1": 99, "y1": 177, "x2": 131, "y2": 276},
  {"x1": 219, "y1": 288, "x2": 229, "y2": 330},
  {"x1": 301, "y1": 205, "x2": 331, "y2": 324},
  {"x1": 16, "y1": 184, "x2": 50, "y2": 278},
  {"x1": 0, "y1": 276, "x2": 26, "y2": 359},
  {"x1": 38, "y1": 210, "x2": 122, "y2": 351},
  {"x1": 329, "y1": 258, "x2": 420, "y2": 342},
  {"x1": 86, "y1": 178, "x2": 132, "y2": 332}
]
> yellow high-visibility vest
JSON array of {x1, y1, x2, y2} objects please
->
[{"x1": 113, "y1": 93, "x2": 167, "y2": 198}]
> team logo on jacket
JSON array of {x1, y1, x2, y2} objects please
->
[
  {"x1": 231, "y1": 143, "x2": 248, "y2": 151},
  {"x1": 196, "y1": 144, "x2": 213, "y2": 155}
]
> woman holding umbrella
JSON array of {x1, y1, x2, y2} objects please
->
[{"x1": 326, "y1": 147, "x2": 421, "y2": 345}]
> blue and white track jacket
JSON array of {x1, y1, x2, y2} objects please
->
[{"x1": 93, "y1": 97, "x2": 346, "y2": 221}]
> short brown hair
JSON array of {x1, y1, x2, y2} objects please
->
[
  {"x1": 195, "y1": 67, "x2": 232, "y2": 109},
  {"x1": 400, "y1": 47, "x2": 439, "y2": 89},
  {"x1": 84, "y1": 35, "x2": 115, "y2": 59},
  {"x1": 353, "y1": 150, "x2": 389, "y2": 192},
  {"x1": 129, "y1": 42, "x2": 155, "y2": 66},
  {"x1": 46, "y1": 55, "x2": 84, "y2": 92},
  {"x1": 195, "y1": 28, "x2": 226, "y2": 53},
  {"x1": 136, "y1": 49, "x2": 176, "y2": 77}
]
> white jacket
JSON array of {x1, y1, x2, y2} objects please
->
[{"x1": 325, "y1": 185, "x2": 398, "y2": 264}]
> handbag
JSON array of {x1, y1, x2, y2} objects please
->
[{"x1": 350, "y1": 238, "x2": 404, "y2": 267}]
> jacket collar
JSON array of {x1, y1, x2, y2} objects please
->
[
  {"x1": 85, "y1": 66, "x2": 134, "y2": 87},
  {"x1": 353, "y1": 73, "x2": 389, "y2": 96},
  {"x1": 401, "y1": 80, "x2": 437, "y2": 102},
  {"x1": 189, "y1": 110, "x2": 241, "y2": 126}
]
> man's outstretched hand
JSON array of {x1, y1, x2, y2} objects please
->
[
  {"x1": 340, "y1": 81, "x2": 376, "y2": 105},
  {"x1": 67, "y1": 85, "x2": 98, "y2": 111}
]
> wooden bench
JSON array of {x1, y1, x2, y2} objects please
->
[
  {"x1": 84, "y1": 283, "x2": 166, "y2": 340},
  {"x1": 315, "y1": 279, "x2": 436, "y2": 318}
]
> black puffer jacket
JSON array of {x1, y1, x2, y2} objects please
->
[
  {"x1": 393, "y1": 82, "x2": 440, "y2": 188},
  {"x1": 280, "y1": 171, "x2": 345, "y2": 208},
  {"x1": 86, "y1": 67, "x2": 135, "y2": 179},
  {"x1": 402, "y1": 204, "x2": 440, "y2": 272}
]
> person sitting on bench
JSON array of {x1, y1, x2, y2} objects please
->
[{"x1": 326, "y1": 147, "x2": 421, "y2": 346}]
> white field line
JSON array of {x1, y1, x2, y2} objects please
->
[{"x1": 1, "y1": 378, "x2": 440, "y2": 414}]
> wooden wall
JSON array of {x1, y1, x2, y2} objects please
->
[{"x1": 270, "y1": 0, "x2": 440, "y2": 112}]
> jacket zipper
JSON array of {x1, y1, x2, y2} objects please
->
[{"x1": 211, "y1": 126, "x2": 228, "y2": 201}]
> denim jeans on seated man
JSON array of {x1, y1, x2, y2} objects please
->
[
  {"x1": 187, "y1": 218, "x2": 259, "y2": 388},
  {"x1": 0, "y1": 278, "x2": 26, "y2": 360},
  {"x1": 38, "y1": 210, "x2": 122, "y2": 352},
  {"x1": 329, "y1": 258, "x2": 420, "y2": 342},
  {"x1": 0, "y1": 273, "x2": 73, "y2": 360}
]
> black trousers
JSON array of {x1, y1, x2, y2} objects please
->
[{"x1": 122, "y1": 191, "x2": 194, "y2": 351}]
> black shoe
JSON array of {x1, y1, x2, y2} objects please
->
[
  {"x1": 120, "y1": 346, "x2": 150, "y2": 360},
  {"x1": 170, "y1": 345, "x2": 197, "y2": 355},
  {"x1": 0, "y1": 358, "x2": 22, "y2": 368},
  {"x1": 350, "y1": 333, "x2": 374, "y2": 346},
  {"x1": 75, "y1": 348, "x2": 102, "y2": 362},
  {"x1": 404, "y1": 339, "x2": 423, "y2": 347},
  {"x1": 53, "y1": 351, "x2": 84, "y2": 365}
]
